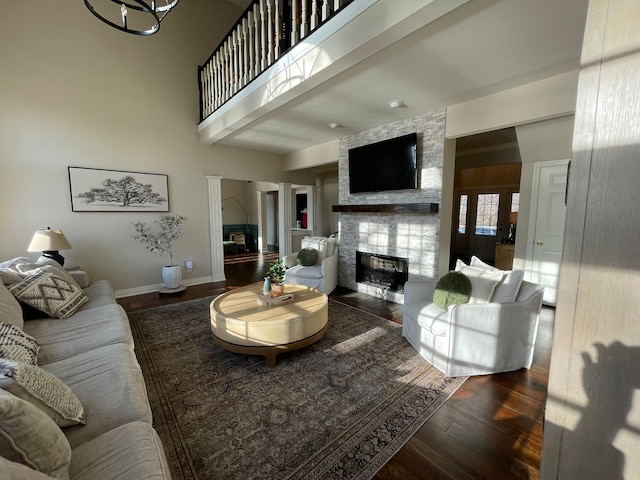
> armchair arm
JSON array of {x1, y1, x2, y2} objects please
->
[
  {"x1": 445, "y1": 300, "x2": 541, "y2": 375},
  {"x1": 320, "y1": 253, "x2": 339, "y2": 293},
  {"x1": 403, "y1": 280, "x2": 437, "y2": 304}
]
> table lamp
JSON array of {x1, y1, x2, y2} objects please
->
[{"x1": 27, "y1": 228, "x2": 72, "y2": 266}]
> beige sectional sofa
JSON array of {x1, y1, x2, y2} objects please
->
[{"x1": 0, "y1": 257, "x2": 171, "y2": 479}]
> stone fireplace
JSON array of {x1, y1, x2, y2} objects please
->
[{"x1": 336, "y1": 109, "x2": 446, "y2": 304}]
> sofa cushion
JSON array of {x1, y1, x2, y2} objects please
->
[
  {"x1": 69, "y1": 422, "x2": 171, "y2": 480},
  {"x1": 42, "y1": 343, "x2": 152, "y2": 448},
  {"x1": 285, "y1": 264, "x2": 323, "y2": 280},
  {"x1": 0, "y1": 281, "x2": 24, "y2": 329},
  {"x1": 433, "y1": 271, "x2": 471, "y2": 310},
  {"x1": 0, "y1": 358, "x2": 85, "y2": 427},
  {"x1": 75, "y1": 279, "x2": 117, "y2": 312},
  {"x1": 23, "y1": 304, "x2": 133, "y2": 365},
  {"x1": 0, "y1": 321, "x2": 39, "y2": 365},
  {"x1": 0, "y1": 458, "x2": 58, "y2": 479},
  {"x1": 455, "y1": 260, "x2": 503, "y2": 303},
  {"x1": 0, "y1": 389, "x2": 72, "y2": 479},
  {"x1": 297, "y1": 248, "x2": 319, "y2": 266},
  {"x1": 470, "y1": 255, "x2": 525, "y2": 303},
  {"x1": 9, "y1": 269, "x2": 88, "y2": 319}
]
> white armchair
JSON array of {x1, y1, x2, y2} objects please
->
[
  {"x1": 283, "y1": 236, "x2": 338, "y2": 294},
  {"x1": 402, "y1": 268, "x2": 544, "y2": 377}
]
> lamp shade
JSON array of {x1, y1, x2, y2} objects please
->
[
  {"x1": 508, "y1": 212, "x2": 519, "y2": 224},
  {"x1": 27, "y1": 229, "x2": 72, "y2": 252}
]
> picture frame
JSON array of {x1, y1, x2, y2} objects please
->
[{"x1": 68, "y1": 167, "x2": 169, "y2": 212}]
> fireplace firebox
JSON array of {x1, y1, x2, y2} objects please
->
[{"x1": 355, "y1": 251, "x2": 409, "y2": 293}]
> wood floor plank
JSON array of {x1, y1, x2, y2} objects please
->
[{"x1": 117, "y1": 252, "x2": 553, "y2": 480}]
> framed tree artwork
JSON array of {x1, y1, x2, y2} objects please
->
[{"x1": 68, "y1": 167, "x2": 169, "y2": 212}]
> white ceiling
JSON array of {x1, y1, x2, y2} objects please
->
[{"x1": 218, "y1": 0, "x2": 589, "y2": 154}]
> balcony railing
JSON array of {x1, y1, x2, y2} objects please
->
[{"x1": 198, "y1": 0, "x2": 354, "y2": 122}]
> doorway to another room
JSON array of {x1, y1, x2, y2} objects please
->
[{"x1": 449, "y1": 128, "x2": 522, "y2": 270}]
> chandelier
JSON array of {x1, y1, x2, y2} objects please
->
[{"x1": 84, "y1": 0, "x2": 179, "y2": 36}]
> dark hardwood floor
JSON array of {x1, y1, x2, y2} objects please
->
[{"x1": 117, "y1": 252, "x2": 552, "y2": 480}]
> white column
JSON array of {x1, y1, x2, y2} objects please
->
[
  {"x1": 207, "y1": 175, "x2": 226, "y2": 283},
  {"x1": 306, "y1": 185, "x2": 315, "y2": 235},
  {"x1": 256, "y1": 191, "x2": 268, "y2": 253},
  {"x1": 278, "y1": 183, "x2": 292, "y2": 258}
]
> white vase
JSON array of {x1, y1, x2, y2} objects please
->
[{"x1": 162, "y1": 265, "x2": 182, "y2": 289}]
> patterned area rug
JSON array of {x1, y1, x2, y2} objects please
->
[{"x1": 129, "y1": 297, "x2": 466, "y2": 480}]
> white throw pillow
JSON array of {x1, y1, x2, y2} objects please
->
[
  {"x1": 301, "y1": 237, "x2": 330, "y2": 262},
  {"x1": 470, "y1": 255, "x2": 525, "y2": 303},
  {"x1": 455, "y1": 260, "x2": 503, "y2": 303},
  {"x1": 0, "y1": 389, "x2": 72, "y2": 479},
  {"x1": 0, "y1": 280, "x2": 24, "y2": 328}
]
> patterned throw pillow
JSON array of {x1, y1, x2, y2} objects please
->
[
  {"x1": 8, "y1": 268, "x2": 88, "y2": 319},
  {"x1": 0, "y1": 358, "x2": 85, "y2": 427},
  {"x1": 0, "y1": 321, "x2": 39, "y2": 365}
]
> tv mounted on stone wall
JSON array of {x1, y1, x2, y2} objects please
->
[{"x1": 348, "y1": 132, "x2": 418, "y2": 194}]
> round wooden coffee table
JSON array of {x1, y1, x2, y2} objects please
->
[{"x1": 210, "y1": 284, "x2": 328, "y2": 367}]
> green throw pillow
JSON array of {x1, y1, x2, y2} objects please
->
[
  {"x1": 433, "y1": 271, "x2": 471, "y2": 310},
  {"x1": 297, "y1": 248, "x2": 319, "y2": 267}
]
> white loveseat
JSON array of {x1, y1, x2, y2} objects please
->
[
  {"x1": 402, "y1": 257, "x2": 545, "y2": 377},
  {"x1": 282, "y1": 236, "x2": 338, "y2": 294},
  {"x1": 0, "y1": 257, "x2": 171, "y2": 479}
]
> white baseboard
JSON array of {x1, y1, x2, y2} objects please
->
[{"x1": 114, "y1": 276, "x2": 214, "y2": 299}]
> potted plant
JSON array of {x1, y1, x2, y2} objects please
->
[
  {"x1": 132, "y1": 214, "x2": 188, "y2": 289},
  {"x1": 266, "y1": 258, "x2": 287, "y2": 296}
]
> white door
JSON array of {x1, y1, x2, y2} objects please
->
[{"x1": 526, "y1": 160, "x2": 569, "y2": 305}]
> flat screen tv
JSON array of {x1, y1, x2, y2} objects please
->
[{"x1": 348, "y1": 132, "x2": 418, "y2": 194}]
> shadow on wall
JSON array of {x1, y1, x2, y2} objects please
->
[{"x1": 546, "y1": 341, "x2": 640, "y2": 479}]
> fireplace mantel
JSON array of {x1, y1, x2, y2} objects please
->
[{"x1": 332, "y1": 203, "x2": 438, "y2": 214}]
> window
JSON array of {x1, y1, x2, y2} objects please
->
[
  {"x1": 511, "y1": 192, "x2": 520, "y2": 213},
  {"x1": 458, "y1": 194, "x2": 468, "y2": 234},
  {"x1": 475, "y1": 193, "x2": 499, "y2": 236}
]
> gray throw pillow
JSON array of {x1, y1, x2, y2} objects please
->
[{"x1": 0, "y1": 389, "x2": 72, "y2": 478}]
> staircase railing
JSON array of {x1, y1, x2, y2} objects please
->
[{"x1": 198, "y1": 0, "x2": 354, "y2": 122}]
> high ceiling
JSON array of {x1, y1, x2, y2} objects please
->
[{"x1": 217, "y1": 0, "x2": 589, "y2": 154}]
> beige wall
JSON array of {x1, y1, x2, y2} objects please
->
[{"x1": 0, "y1": 1, "x2": 311, "y2": 294}]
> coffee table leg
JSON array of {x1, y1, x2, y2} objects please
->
[{"x1": 264, "y1": 353, "x2": 277, "y2": 368}]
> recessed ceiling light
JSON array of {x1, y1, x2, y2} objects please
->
[
  {"x1": 328, "y1": 122, "x2": 343, "y2": 129},
  {"x1": 388, "y1": 99, "x2": 405, "y2": 109}
]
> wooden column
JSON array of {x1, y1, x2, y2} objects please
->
[{"x1": 541, "y1": 1, "x2": 640, "y2": 478}]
